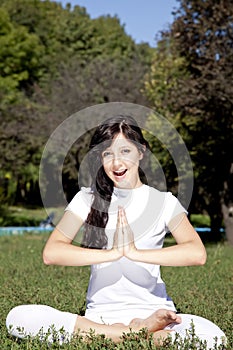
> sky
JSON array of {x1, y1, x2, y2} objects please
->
[{"x1": 56, "y1": 0, "x2": 179, "y2": 47}]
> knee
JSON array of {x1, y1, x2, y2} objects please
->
[
  {"x1": 169, "y1": 314, "x2": 227, "y2": 349},
  {"x1": 6, "y1": 307, "x2": 17, "y2": 335},
  {"x1": 6, "y1": 305, "x2": 27, "y2": 334},
  {"x1": 6, "y1": 306, "x2": 19, "y2": 329}
]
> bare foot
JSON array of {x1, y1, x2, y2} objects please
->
[
  {"x1": 152, "y1": 329, "x2": 174, "y2": 346},
  {"x1": 129, "y1": 309, "x2": 181, "y2": 333},
  {"x1": 111, "y1": 322, "x2": 127, "y2": 328}
]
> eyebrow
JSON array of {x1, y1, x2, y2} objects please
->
[{"x1": 103, "y1": 144, "x2": 132, "y2": 151}]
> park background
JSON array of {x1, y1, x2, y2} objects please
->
[{"x1": 0, "y1": 0, "x2": 232, "y2": 348}]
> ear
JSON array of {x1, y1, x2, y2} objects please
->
[
  {"x1": 139, "y1": 152, "x2": 144, "y2": 160},
  {"x1": 139, "y1": 145, "x2": 146, "y2": 160}
]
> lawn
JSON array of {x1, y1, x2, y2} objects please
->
[{"x1": 0, "y1": 233, "x2": 232, "y2": 349}]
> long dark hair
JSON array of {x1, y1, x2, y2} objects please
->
[{"x1": 81, "y1": 115, "x2": 150, "y2": 249}]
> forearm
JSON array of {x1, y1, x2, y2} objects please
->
[
  {"x1": 128, "y1": 242, "x2": 207, "y2": 266},
  {"x1": 43, "y1": 242, "x2": 119, "y2": 266}
]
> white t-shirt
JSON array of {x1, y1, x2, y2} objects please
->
[{"x1": 64, "y1": 184, "x2": 187, "y2": 324}]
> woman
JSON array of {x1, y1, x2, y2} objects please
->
[{"x1": 6, "y1": 115, "x2": 226, "y2": 347}]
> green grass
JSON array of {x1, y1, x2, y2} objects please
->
[
  {"x1": 189, "y1": 214, "x2": 211, "y2": 228},
  {"x1": 0, "y1": 233, "x2": 232, "y2": 349}
]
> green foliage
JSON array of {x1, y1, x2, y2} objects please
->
[
  {"x1": 1, "y1": 0, "x2": 143, "y2": 75},
  {"x1": 90, "y1": 15, "x2": 136, "y2": 58},
  {"x1": 0, "y1": 204, "x2": 212, "y2": 229},
  {"x1": 0, "y1": 0, "x2": 153, "y2": 208},
  {"x1": 0, "y1": 205, "x2": 63, "y2": 226},
  {"x1": 143, "y1": 39, "x2": 189, "y2": 117},
  {"x1": 0, "y1": 7, "x2": 44, "y2": 106},
  {"x1": 190, "y1": 214, "x2": 211, "y2": 228},
  {"x1": 0, "y1": 206, "x2": 43, "y2": 226},
  {"x1": 0, "y1": 234, "x2": 232, "y2": 349},
  {"x1": 143, "y1": 0, "x2": 233, "y2": 241}
]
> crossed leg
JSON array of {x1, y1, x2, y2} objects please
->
[
  {"x1": 7, "y1": 305, "x2": 225, "y2": 347},
  {"x1": 74, "y1": 309, "x2": 181, "y2": 343},
  {"x1": 6, "y1": 305, "x2": 180, "y2": 345}
]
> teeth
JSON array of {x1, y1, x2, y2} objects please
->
[{"x1": 114, "y1": 170, "x2": 126, "y2": 176}]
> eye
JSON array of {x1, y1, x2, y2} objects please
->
[
  {"x1": 102, "y1": 151, "x2": 112, "y2": 158},
  {"x1": 121, "y1": 148, "x2": 131, "y2": 154}
]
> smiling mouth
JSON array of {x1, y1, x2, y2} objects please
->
[{"x1": 113, "y1": 169, "x2": 127, "y2": 177}]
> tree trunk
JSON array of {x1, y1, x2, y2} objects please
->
[
  {"x1": 209, "y1": 213, "x2": 224, "y2": 242},
  {"x1": 221, "y1": 163, "x2": 233, "y2": 245},
  {"x1": 205, "y1": 193, "x2": 224, "y2": 242},
  {"x1": 15, "y1": 177, "x2": 25, "y2": 205},
  {"x1": 221, "y1": 202, "x2": 233, "y2": 245}
]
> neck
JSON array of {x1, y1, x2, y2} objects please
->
[{"x1": 115, "y1": 179, "x2": 143, "y2": 190}]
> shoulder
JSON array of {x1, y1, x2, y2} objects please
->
[
  {"x1": 70, "y1": 187, "x2": 93, "y2": 201},
  {"x1": 146, "y1": 185, "x2": 181, "y2": 203},
  {"x1": 145, "y1": 185, "x2": 168, "y2": 202},
  {"x1": 145, "y1": 185, "x2": 187, "y2": 219},
  {"x1": 65, "y1": 187, "x2": 93, "y2": 218}
]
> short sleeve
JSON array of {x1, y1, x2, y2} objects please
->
[
  {"x1": 65, "y1": 187, "x2": 93, "y2": 221},
  {"x1": 56, "y1": 187, "x2": 93, "y2": 240},
  {"x1": 56, "y1": 210, "x2": 83, "y2": 240},
  {"x1": 163, "y1": 192, "x2": 188, "y2": 229}
]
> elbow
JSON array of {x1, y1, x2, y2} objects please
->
[
  {"x1": 42, "y1": 247, "x2": 54, "y2": 265},
  {"x1": 195, "y1": 247, "x2": 207, "y2": 266},
  {"x1": 201, "y1": 250, "x2": 207, "y2": 265}
]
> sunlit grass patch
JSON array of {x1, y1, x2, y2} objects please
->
[{"x1": 0, "y1": 234, "x2": 232, "y2": 349}]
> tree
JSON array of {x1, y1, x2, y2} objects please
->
[
  {"x1": 0, "y1": 0, "x2": 153, "y2": 208},
  {"x1": 0, "y1": 7, "x2": 44, "y2": 107},
  {"x1": 34, "y1": 54, "x2": 151, "y2": 204},
  {"x1": 0, "y1": 5, "x2": 46, "y2": 205},
  {"x1": 144, "y1": 0, "x2": 233, "y2": 243}
]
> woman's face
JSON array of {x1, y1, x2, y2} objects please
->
[{"x1": 101, "y1": 133, "x2": 144, "y2": 189}]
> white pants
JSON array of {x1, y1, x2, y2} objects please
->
[
  {"x1": 6, "y1": 305, "x2": 226, "y2": 348},
  {"x1": 6, "y1": 305, "x2": 77, "y2": 343},
  {"x1": 165, "y1": 313, "x2": 226, "y2": 348}
]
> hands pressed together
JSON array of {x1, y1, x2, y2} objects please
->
[
  {"x1": 112, "y1": 206, "x2": 138, "y2": 260},
  {"x1": 110, "y1": 204, "x2": 206, "y2": 267}
]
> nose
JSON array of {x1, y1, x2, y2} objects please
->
[{"x1": 112, "y1": 154, "x2": 122, "y2": 168}]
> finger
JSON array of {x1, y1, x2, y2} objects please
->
[
  {"x1": 121, "y1": 209, "x2": 135, "y2": 245},
  {"x1": 120, "y1": 208, "x2": 128, "y2": 227},
  {"x1": 113, "y1": 208, "x2": 121, "y2": 248},
  {"x1": 117, "y1": 206, "x2": 123, "y2": 236},
  {"x1": 116, "y1": 207, "x2": 124, "y2": 247},
  {"x1": 116, "y1": 206, "x2": 122, "y2": 229}
]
